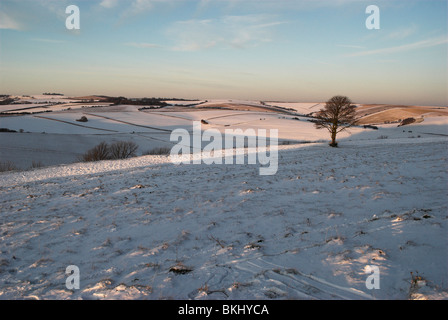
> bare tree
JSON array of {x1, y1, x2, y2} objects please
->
[
  {"x1": 314, "y1": 95, "x2": 357, "y2": 147},
  {"x1": 81, "y1": 141, "x2": 139, "y2": 162},
  {"x1": 109, "y1": 141, "x2": 138, "y2": 159},
  {"x1": 81, "y1": 141, "x2": 110, "y2": 161},
  {"x1": 0, "y1": 161, "x2": 18, "y2": 172}
]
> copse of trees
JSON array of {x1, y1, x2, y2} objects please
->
[
  {"x1": 314, "y1": 95, "x2": 357, "y2": 147},
  {"x1": 109, "y1": 141, "x2": 139, "y2": 160},
  {"x1": 76, "y1": 116, "x2": 88, "y2": 122},
  {"x1": 108, "y1": 97, "x2": 169, "y2": 107},
  {"x1": 0, "y1": 98, "x2": 15, "y2": 105},
  {"x1": 81, "y1": 141, "x2": 138, "y2": 162}
]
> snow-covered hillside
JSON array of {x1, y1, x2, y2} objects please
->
[
  {"x1": 1, "y1": 97, "x2": 447, "y2": 169},
  {"x1": 1, "y1": 135, "x2": 447, "y2": 299}
]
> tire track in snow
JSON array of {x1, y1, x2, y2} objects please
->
[
  {"x1": 230, "y1": 256, "x2": 374, "y2": 299},
  {"x1": 83, "y1": 113, "x2": 172, "y2": 132},
  {"x1": 33, "y1": 115, "x2": 119, "y2": 132}
]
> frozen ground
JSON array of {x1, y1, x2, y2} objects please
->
[
  {"x1": 1, "y1": 98, "x2": 447, "y2": 299},
  {"x1": 0, "y1": 134, "x2": 447, "y2": 299},
  {"x1": 1, "y1": 98, "x2": 447, "y2": 169}
]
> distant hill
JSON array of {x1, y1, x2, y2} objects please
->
[{"x1": 67, "y1": 95, "x2": 112, "y2": 101}]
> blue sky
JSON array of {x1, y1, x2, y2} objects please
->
[{"x1": 0, "y1": 0, "x2": 447, "y2": 105}]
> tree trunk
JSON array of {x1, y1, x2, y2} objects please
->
[{"x1": 330, "y1": 127, "x2": 338, "y2": 147}]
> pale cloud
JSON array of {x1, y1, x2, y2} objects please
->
[
  {"x1": 129, "y1": 0, "x2": 155, "y2": 12},
  {"x1": 167, "y1": 14, "x2": 286, "y2": 51},
  {"x1": 336, "y1": 44, "x2": 366, "y2": 49},
  {"x1": 387, "y1": 25, "x2": 418, "y2": 40},
  {"x1": 37, "y1": 0, "x2": 71, "y2": 20},
  {"x1": 197, "y1": 0, "x2": 378, "y2": 11},
  {"x1": 125, "y1": 42, "x2": 162, "y2": 48},
  {"x1": 347, "y1": 37, "x2": 448, "y2": 57},
  {"x1": 168, "y1": 19, "x2": 217, "y2": 51},
  {"x1": 100, "y1": 0, "x2": 119, "y2": 9},
  {"x1": 0, "y1": 11, "x2": 22, "y2": 30},
  {"x1": 0, "y1": 1, "x2": 71, "y2": 31},
  {"x1": 32, "y1": 38, "x2": 66, "y2": 43},
  {"x1": 120, "y1": 0, "x2": 171, "y2": 19}
]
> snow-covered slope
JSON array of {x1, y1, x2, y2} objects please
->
[{"x1": 1, "y1": 136, "x2": 447, "y2": 300}]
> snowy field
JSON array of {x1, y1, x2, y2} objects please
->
[
  {"x1": 0, "y1": 98, "x2": 447, "y2": 300},
  {"x1": 2, "y1": 99, "x2": 447, "y2": 169},
  {"x1": 1, "y1": 136, "x2": 447, "y2": 299}
]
